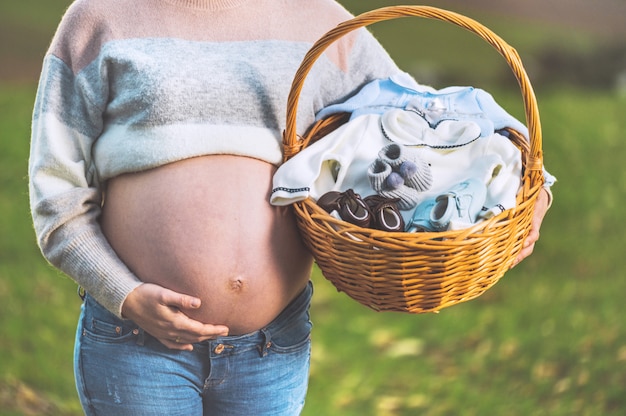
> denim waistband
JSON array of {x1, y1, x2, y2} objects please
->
[
  {"x1": 82, "y1": 281, "x2": 313, "y2": 358},
  {"x1": 202, "y1": 280, "x2": 313, "y2": 358}
]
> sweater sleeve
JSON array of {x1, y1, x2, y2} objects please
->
[{"x1": 29, "y1": 51, "x2": 142, "y2": 318}]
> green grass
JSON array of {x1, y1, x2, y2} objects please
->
[
  {"x1": 0, "y1": 84, "x2": 82, "y2": 416},
  {"x1": 2, "y1": 0, "x2": 625, "y2": 415}
]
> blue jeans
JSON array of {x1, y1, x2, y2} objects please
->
[{"x1": 74, "y1": 282, "x2": 313, "y2": 415}]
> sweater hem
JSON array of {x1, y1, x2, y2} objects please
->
[{"x1": 94, "y1": 124, "x2": 284, "y2": 181}]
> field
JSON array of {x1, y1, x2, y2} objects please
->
[{"x1": 1, "y1": 1, "x2": 625, "y2": 415}]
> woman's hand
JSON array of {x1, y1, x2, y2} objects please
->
[
  {"x1": 512, "y1": 187, "x2": 551, "y2": 267},
  {"x1": 121, "y1": 283, "x2": 229, "y2": 351}
]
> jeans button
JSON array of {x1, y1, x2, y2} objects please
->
[{"x1": 214, "y1": 344, "x2": 225, "y2": 354}]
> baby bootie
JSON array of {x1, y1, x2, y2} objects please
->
[
  {"x1": 363, "y1": 195, "x2": 405, "y2": 232},
  {"x1": 406, "y1": 179, "x2": 488, "y2": 232},
  {"x1": 430, "y1": 178, "x2": 487, "y2": 230},
  {"x1": 378, "y1": 143, "x2": 433, "y2": 192},
  {"x1": 377, "y1": 143, "x2": 411, "y2": 170},
  {"x1": 368, "y1": 159, "x2": 396, "y2": 190},
  {"x1": 405, "y1": 197, "x2": 438, "y2": 232},
  {"x1": 368, "y1": 159, "x2": 420, "y2": 210},
  {"x1": 398, "y1": 158, "x2": 433, "y2": 192},
  {"x1": 317, "y1": 189, "x2": 372, "y2": 228}
]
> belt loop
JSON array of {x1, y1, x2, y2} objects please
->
[
  {"x1": 257, "y1": 328, "x2": 272, "y2": 357},
  {"x1": 77, "y1": 286, "x2": 86, "y2": 301}
]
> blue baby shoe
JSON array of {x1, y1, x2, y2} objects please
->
[
  {"x1": 430, "y1": 178, "x2": 487, "y2": 231},
  {"x1": 405, "y1": 198, "x2": 438, "y2": 232},
  {"x1": 405, "y1": 178, "x2": 487, "y2": 232}
]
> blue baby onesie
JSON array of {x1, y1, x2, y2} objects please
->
[{"x1": 315, "y1": 72, "x2": 528, "y2": 138}]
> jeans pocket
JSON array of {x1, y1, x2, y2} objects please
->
[
  {"x1": 270, "y1": 332, "x2": 311, "y2": 354},
  {"x1": 268, "y1": 310, "x2": 312, "y2": 354},
  {"x1": 81, "y1": 296, "x2": 140, "y2": 344}
]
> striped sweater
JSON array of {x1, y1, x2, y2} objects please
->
[{"x1": 29, "y1": 0, "x2": 400, "y2": 316}]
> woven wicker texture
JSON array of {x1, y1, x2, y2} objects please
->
[{"x1": 282, "y1": 6, "x2": 545, "y2": 314}]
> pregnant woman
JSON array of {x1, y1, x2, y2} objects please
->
[{"x1": 28, "y1": 0, "x2": 402, "y2": 414}]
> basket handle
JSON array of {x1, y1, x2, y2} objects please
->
[{"x1": 283, "y1": 5, "x2": 543, "y2": 173}]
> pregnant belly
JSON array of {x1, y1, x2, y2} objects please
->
[{"x1": 100, "y1": 155, "x2": 313, "y2": 335}]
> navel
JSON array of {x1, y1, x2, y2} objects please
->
[{"x1": 229, "y1": 277, "x2": 245, "y2": 292}]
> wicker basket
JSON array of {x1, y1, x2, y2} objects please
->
[{"x1": 282, "y1": 6, "x2": 545, "y2": 314}]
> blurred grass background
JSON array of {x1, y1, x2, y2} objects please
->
[{"x1": 1, "y1": 0, "x2": 625, "y2": 415}]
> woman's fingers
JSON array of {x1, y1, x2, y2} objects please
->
[{"x1": 121, "y1": 283, "x2": 229, "y2": 350}]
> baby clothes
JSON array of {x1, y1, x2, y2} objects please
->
[
  {"x1": 381, "y1": 109, "x2": 522, "y2": 220},
  {"x1": 271, "y1": 109, "x2": 523, "y2": 226},
  {"x1": 314, "y1": 72, "x2": 556, "y2": 189},
  {"x1": 315, "y1": 72, "x2": 529, "y2": 138},
  {"x1": 271, "y1": 114, "x2": 386, "y2": 206}
]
